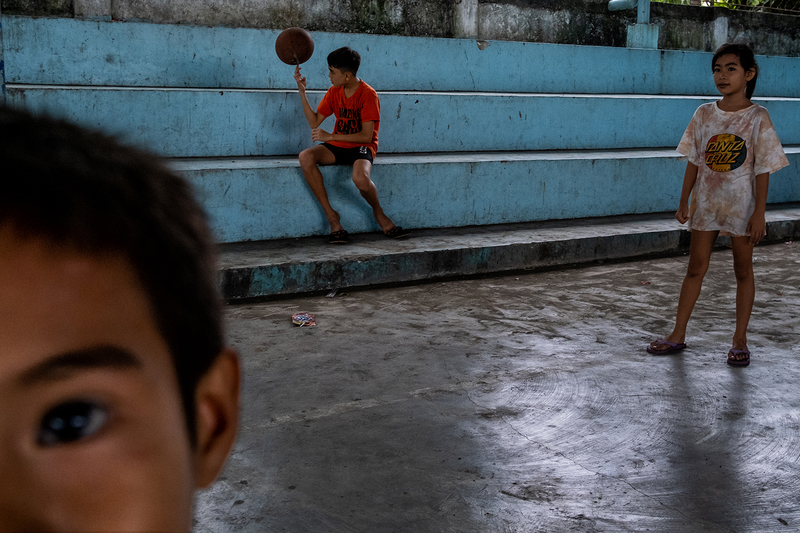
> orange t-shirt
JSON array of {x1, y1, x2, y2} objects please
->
[{"x1": 317, "y1": 81, "x2": 380, "y2": 157}]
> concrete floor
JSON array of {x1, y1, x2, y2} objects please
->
[{"x1": 195, "y1": 242, "x2": 800, "y2": 532}]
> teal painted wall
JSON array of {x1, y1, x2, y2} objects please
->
[
  {"x1": 5, "y1": 16, "x2": 800, "y2": 96},
  {"x1": 4, "y1": 16, "x2": 799, "y2": 242}
]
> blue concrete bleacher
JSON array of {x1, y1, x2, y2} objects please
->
[{"x1": 4, "y1": 15, "x2": 799, "y2": 244}]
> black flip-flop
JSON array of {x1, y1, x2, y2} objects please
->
[
  {"x1": 384, "y1": 226, "x2": 410, "y2": 239},
  {"x1": 646, "y1": 339, "x2": 687, "y2": 355},
  {"x1": 727, "y1": 349, "x2": 750, "y2": 366},
  {"x1": 328, "y1": 229, "x2": 349, "y2": 244}
]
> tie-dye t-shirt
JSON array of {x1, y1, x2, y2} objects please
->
[{"x1": 677, "y1": 102, "x2": 789, "y2": 236}]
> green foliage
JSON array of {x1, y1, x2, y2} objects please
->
[{"x1": 654, "y1": 0, "x2": 800, "y2": 14}]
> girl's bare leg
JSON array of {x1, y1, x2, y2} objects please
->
[
  {"x1": 729, "y1": 235, "x2": 755, "y2": 358},
  {"x1": 652, "y1": 230, "x2": 719, "y2": 350}
]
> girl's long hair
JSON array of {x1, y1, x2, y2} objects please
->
[{"x1": 712, "y1": 43, "x2": 759, "y2": 99}]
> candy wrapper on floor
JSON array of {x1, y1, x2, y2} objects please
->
[{"x1": 292, "y1": 312, "x2": 316, "y2": 327}]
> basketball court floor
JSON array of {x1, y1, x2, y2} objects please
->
[{"x1": 196, "y1": 242, "x2": 800, "y2": 532}]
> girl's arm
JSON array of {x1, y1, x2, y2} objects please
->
[
  {"x1": 747, "y1": 172, "x2": 770, "y2": 244},
  {"x1": 675, "y1": 162, "x2": 698, "y2": 224}
]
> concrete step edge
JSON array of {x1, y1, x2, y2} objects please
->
[
  {"x1": 6, "y1": 82, "x2": 800, "y2": 101},
  {"x1": 173, "y1": 146, "x2": 800, "y2": 171},
  {"x1": 10, "y1": 84, "x2": 800, "y2": 102},
  {"x1": 218, "y1": 206, "x2": 800, "y2": 300}
]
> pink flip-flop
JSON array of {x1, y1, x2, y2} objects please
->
[
  {"x1": 727, "y1": 349, "x2": 751, "y2": 366},
  {"x1": 646, "y1": 339, "x2": 687, "y2": 355}
]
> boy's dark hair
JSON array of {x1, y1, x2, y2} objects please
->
[
  {"x1": 0, "y1": 105, "x2": 223, "y2": 446},
  {"x1": 712, "y1": 43, "x2": 759, "y2": 100},
  {"x1": 327, "y1": 47, "x2": 360, "y2": 75}
]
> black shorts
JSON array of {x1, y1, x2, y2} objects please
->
[{"x1": 322, "y1": 143, "x2": 374, "y2": 166}]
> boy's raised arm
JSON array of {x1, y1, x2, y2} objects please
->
[{"x1": 294, "y1": 65, "x2": 326, "y2": 128}]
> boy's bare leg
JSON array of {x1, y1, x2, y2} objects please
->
[
  {"x1": 653, "y1": 230, "x2": 718, "y2": 350},
  {"x1": 730, "y1": 236, "x2": 755, "y2": 357},
  {"x1": 351, "y1": 159, "x2": 396, "y2": 233},
  {"x1": 299, "y1": 145, "x2": 344, "y2": 233}
]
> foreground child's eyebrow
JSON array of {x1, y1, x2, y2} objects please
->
[{"x1": 17, "y1": 345, "x2": 143, "y2": 386}]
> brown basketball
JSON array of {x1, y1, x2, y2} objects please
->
[{"x1": 275, "y1": 27, "x2": 315, "y2": 65}]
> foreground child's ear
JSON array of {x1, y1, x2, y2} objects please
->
[{"x1": 192, "y1": 347, "x2": 241, "y2": 488}]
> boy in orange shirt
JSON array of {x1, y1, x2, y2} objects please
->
[{"x1": 294, "y1": 47, "x2": 409, "y2": 244}]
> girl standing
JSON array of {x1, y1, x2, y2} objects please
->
[{"x1": 647, "y1": 43, "x2": 789, "y2": 366}]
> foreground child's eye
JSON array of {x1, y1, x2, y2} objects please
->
[{"x1": 37, "y1": 401, "x2": 109, "y2": 446}]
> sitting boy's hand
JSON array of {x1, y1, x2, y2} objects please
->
[
  {"x1": 294, "y1": 65, "x2": 306, "y2": 92},
  {"x1": 311, "y1": 128, "x2": 331, "y2": 142}
]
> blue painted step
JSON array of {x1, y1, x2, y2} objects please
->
[
  {"x1": 177, "y1": 148, "x2": 800, "y2": 243},
  {"x1": 10, "y1": 86, "x2": 800, "y2": 157}
]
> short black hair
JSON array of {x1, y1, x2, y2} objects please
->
[
  {"x1": 712, "y1": 43, "x2": 759, "y2": 100},
  {"x1": 327, "y1": 47, "x2": 360, "y2": 75},
  {"x1": 0, "y1": 105, "x2": 224, "y2": 446}
]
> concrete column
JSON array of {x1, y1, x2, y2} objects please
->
[
  {"x1": 74, "y1": 0, "x2": 113, "y2": 20},
  {"x1": 712, "y1": 16, "x2": 729, "y2": 51},
  {"x1": 454, "y1": 0, "x2": 478, "y2": 38},
  {"x1": 637, "y1": 0, "x2": 650, "y2": 24},
  {"x1": 0, "y1": 3, "x2": 5, "y2": 105},
  {"x1": 627, "y1": 23, "x2": 659, "y2": 49}
]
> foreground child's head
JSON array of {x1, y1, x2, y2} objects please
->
[
  {"x1": 0, "y1": 106, "x2": 240, "y2": 531},
  {"x1": 712, "y1": 43, "x2": 758, "y2": 99}
]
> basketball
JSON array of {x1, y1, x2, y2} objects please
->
[{"x1": 275, "y1": 27, "x2": 315, "y2": 65}]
